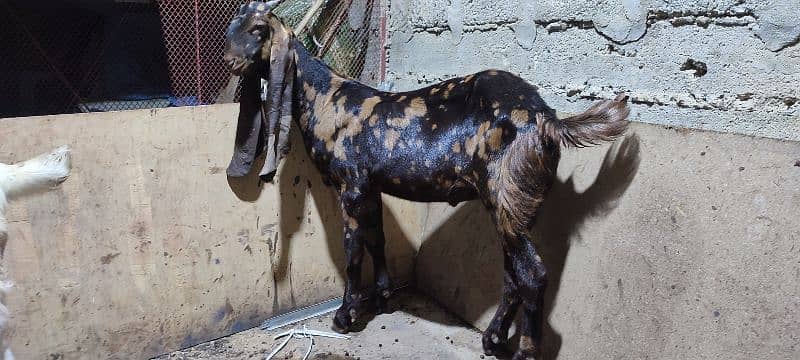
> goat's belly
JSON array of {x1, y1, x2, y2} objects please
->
[{"x1": 381, "y1": 177, "x2": 479, "y2": 205}]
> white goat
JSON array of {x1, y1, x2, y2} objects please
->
[{"x1": 0, "y1": 146, "x2": 71, "y2": 360}]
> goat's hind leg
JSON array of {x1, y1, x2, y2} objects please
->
[
  {"x1": 332, "y1": 186, "x2": 383, "y2": 333},
  {"x1": 483, "y1": 252, "x2": 521, "y2": 357},
  {"x1": 508, "y1": 237, "x2": 547, "y2": 360}
]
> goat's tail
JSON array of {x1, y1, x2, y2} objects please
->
[
  {"x1": 0, "y1": 146, "x2": 71, "y2": 201},
  {"x1": 539, "y1": 94, "x2": 630, "y2": 148},
  {"x1": 493, "y1": 94, "x2": 630, "y2": 238}
]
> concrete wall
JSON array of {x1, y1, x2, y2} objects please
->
[
  {"x1": 413, "y1": 123, "x2": 800, "y2": 359},
  {"x1": 0, "y1": 106, "x2": 423, "y2": 359},
  {"x1": 385, "y1": 0, "x2": 800, "y2": 141}
]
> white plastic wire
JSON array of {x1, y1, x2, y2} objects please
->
[
  {"x1": 312, "y1": 34, "x2": 324, "y2": 48},
  {"x1": 265, "y1": 325, "x2": 350, "y2": 360}
]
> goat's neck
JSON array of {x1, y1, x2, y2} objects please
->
[
  {"x1": 290, "y1": 39, "x2": 374, "y2": 132},
  {"x1": 291, "y1": 39, "x2": 346, "y2": 91}
]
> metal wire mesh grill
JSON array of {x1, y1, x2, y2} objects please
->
[
  {"x1": 0, "y1": 0, "x2": 382, "y2": 118},
  {"x1": 0, "y1": 1, "x2": 172, "y2": 117},
  {"x1": 289, "y1": 0, "x2": 377, "y2": 80},
  {"x1": 157, "y1": 1, "x2": 241, "y2": 106}
]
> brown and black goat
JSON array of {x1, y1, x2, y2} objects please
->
[{"x1": 223, "y1": 2, "x2": 630, "y2": 359}]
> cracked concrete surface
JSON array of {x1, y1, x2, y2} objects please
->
[{"x1": 386, "y1": 0, "x2": 800, "y2": 141}]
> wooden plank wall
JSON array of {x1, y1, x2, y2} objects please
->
[{"x1": 0, "y1": 105, "x2": 423, "y2": 359}]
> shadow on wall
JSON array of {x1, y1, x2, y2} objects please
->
[
  {"x1": 414, "y1": 135, "x2": 641, "y2": 359},
  {"x1": 224, "y1": 124, "x2": 640, "y2": 360},
  {"x1": 226, "y1": 155, "x2": 265, "y2": 202},
  {"x1": 227, "y1": 125, "x2": 417, "y2": 317}
]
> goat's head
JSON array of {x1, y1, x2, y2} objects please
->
[
  {"x1": 223, "y1": 0, "x2": 284, "y2": 76},
  {"x1": 224, "y1": 1, "x2": 295, "y2": 183}
]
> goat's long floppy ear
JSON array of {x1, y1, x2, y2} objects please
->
[
  {"x1": 259, "y1": 19, "x2": 295, "y2": 183},
  {"x1": 226, "y1": 74, "x2": 265, "y2": 177}
]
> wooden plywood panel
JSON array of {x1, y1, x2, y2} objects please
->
[{"x1": 0, "y1": 105, "x2": 421, "y2": 359}]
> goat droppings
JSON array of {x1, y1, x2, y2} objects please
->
[{"x1": 680, "y1": 58, "x2": 707, "y2": 77}]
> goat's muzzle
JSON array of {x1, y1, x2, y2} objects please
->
[{"x1": 224, "y1": 54, "x2": 252, "y2": 76}]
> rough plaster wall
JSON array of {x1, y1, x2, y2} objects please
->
[{"x1": 386, "y1": 0, "x2": 800, "y2": 141}]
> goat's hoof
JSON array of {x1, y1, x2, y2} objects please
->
[
  {"x1": 331, "y1": 316, "x2": 351, "y2": 334},
  {"x1": 373, "y1": 288, "x2": 392, "y2": 314},
  {"x1": 331, "y1": 322, "x2": 349, "y2": 334},
  {"x1": 332, "y1": 306, "x2": 354, "y2": 334},
  {"x1": 482, "y1": 331, "x2": 511, "y2": 358},
  {"x1": 513, "y1": 335, "x2": 540, "y2": 359},
  {"x1": 373, "y1": 296, "x2": 389, "y2": 315},
  {"x1": 511, "y1": 349, "x2": 538, "y2": 360}
]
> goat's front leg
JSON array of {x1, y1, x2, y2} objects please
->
[
  {"x1": 363, "y1": 198, "x2": 392, "y2": 314},
  {"x1": 332, "y1": 187, "x2": 382, "y2": 333},
  {"x1": 483, "y1": 252, "x2": 521, "y2": 357}
]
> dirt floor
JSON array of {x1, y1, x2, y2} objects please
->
[{"x1": 156, "y1": 290, "x2": 488, "y2": 359}]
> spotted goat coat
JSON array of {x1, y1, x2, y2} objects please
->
[{"x1": 223, "y1": 3, "x2": 630, "y2": 359}]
